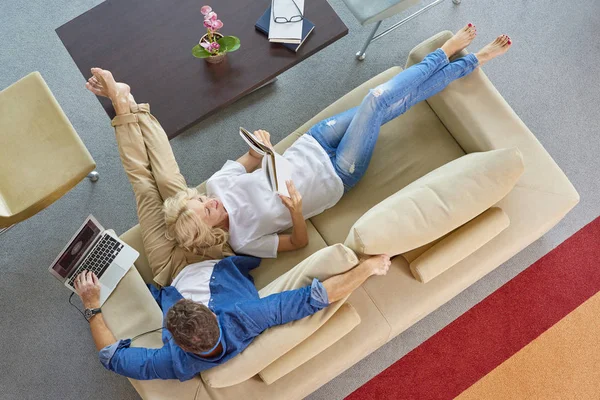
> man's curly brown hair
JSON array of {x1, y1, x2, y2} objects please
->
[{"x1": 166, "y1": 299, "x2": 220, "y2": 354}]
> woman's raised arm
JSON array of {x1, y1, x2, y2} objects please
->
[{"x1": 235, "y1": 129, "x2": 273, "y2": 172}]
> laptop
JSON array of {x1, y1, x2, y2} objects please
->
[{"x1": 49, "y1": 215, "x2": 139, "y2": 306}]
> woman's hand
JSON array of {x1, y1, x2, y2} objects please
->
[
  {"x1": 277, "y1": 180, "x2": 309, "y2": 252},
  {"x1": 249, "y1": 129, "x2": 274, "y2": 158},
  {"x1": 279, "y1": 180, "x2": 303, "y2": 215}
]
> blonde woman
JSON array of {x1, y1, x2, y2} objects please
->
[
  {"x1": 165, "y1": 26, "x2": 510, "y2": 259},
  {"x1": 87, "y1": 25, "x2": 511, "y2": 264}
]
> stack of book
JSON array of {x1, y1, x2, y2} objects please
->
[{"x1": 255, "y1": 0, "x2": 315, "y2": 53}]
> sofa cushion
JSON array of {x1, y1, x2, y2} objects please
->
[
  {"x1": 201, "y1": 244, "x2": 360, "y2": 388},
  {"x1": 344, "y1": 148, "x2": 524, "y2": 256},
  {"x1": 250, "y1": 220, "x2": 329, "y2": 290},
  {"x1": 409, "y1": 207, "x2": 510, "y2": 283}
]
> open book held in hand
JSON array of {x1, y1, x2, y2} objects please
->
[{"x1": 239, "y1": 127, "x2": 293, "y2": 198}]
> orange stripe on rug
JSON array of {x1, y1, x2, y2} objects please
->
[
  {"x1": 457, "y1": 290, "x2": 600, "y2": 399},
  {"x1": 347, "y1": 216, "x2": 600, "y2": 400}
]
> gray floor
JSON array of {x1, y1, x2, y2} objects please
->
[{"x1": 1, "y1": 0, "x2": 598, "y2": 399}]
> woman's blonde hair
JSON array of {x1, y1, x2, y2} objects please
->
[{"x1": 163, "y1": 188, "x2": 230, "y2": 256}]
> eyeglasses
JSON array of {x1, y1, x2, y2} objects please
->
[{"x1": 272, "y1": 0, "x2": 304, "y2": 24}]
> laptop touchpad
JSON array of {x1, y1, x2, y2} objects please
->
[{"x1": 101, "y1": 266, "x2": 124, "y2": 288}]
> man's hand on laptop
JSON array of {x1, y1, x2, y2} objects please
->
[{"x1": 74, "y1": 271, "x2": 101, "y2": 309}]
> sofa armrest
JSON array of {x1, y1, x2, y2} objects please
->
[{"x1": 406, "y1": 31, "x2": 579, "y2": 204}]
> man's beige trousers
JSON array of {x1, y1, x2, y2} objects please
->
[{"x1": 111, "y1": 103, "x2": 231, "y2": 287}]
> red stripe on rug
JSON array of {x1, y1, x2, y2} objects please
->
[{"x1": 347, "y1": 216, "x2": 600, "y2": 400}]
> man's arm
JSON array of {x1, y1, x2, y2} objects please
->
[
  {"x1": 237, "y1": 254, "x2": 391, "y2": 335},
  {"x1": 74, "y1": 270, "x2": 117, "y2": 350},
  {"x1": 75, "y1": 271, "x2": 179, "y2": 380}
]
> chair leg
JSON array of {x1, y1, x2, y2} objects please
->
[
  {"x1": 355, "y1": 0, "x2": 460, "y2": 61},
  {"x1": 356, "y1": 21, "x2": 382, "y2": 61},
  {"x1": 87, "y1": 170, "x2": 100, "y2": 182},
  {"x1": 0, "y1": 225, "x2": 14, "y2": 236}
]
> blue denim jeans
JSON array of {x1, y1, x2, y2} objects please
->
[{"x1": 308, "y1": 49, "x2": 479, "y2": 191}]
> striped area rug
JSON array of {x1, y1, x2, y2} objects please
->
[{"x1": 347, "y1": 216, "x2": 600, "y2": 400}]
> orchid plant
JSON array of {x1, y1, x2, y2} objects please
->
[{"x1": 192, "y1": 6, "x2": 240, "y2": 59}]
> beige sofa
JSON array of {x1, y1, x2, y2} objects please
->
[{"x1": 102, "y1": 32, "x2": 579, "y2": 400}]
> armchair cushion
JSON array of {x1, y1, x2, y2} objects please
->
[
  {"x1": 0, "y1": 72, "x2": 95, "y2": 227},
  {"x1": 344, "y1": 148, "x2": 524, "y2": 256}
]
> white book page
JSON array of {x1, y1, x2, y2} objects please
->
[
  {"x1": 263, "y1": 153, "x2": 276, "y2": 192},
  {"x1": 273, "y1": 153, "x2": 293, "y2": 198},
  {"x1": 269, "y1": 0, "x2": 304, "y2": 41},
  {"x1": 239, "y1": 128, "x2": 266, "y2": 156}
]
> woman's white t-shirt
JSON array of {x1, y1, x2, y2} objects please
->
[{"x1": 206, "y1": 134, "x2": 344, "y2": 258}]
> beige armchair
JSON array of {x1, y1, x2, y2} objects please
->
[{"x1": 0, "y1": 72, "x2": 96, "y2": 233}]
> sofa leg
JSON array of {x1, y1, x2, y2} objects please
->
[
  {"x1": 356, "y1": 21, "x2": 382, "y2": 61},
  {"x1": 87, "y1": 170, "x2": 100, "y2": 182}
]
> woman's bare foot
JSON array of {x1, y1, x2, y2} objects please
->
[
  {"x1": 475, "y1": 35, "x2": 512, "y2": 66},
  {"x1": 360, "y1": 254, "x2": 391, "y2": 276},
  {"x1": 441, "y1": 23, "x2": 477, "y2": 59},
  {"x1": 85, "y1": 68, "x2": 132, "y2": 115}
]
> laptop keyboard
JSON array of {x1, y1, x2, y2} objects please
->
[{"x1": 67, "y1": 235, "x2": 124, "y2": 288}]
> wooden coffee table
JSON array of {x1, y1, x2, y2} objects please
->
[{"x1": 56, "y1": 0, "x2": 348, "y2": 139}]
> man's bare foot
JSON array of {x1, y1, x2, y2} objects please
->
[
  {"x1": 441, "y1": 23, "x2": 477, "y2": 59},
  {"x1": 475, "y1": 35, "x2": 512, "y2": 66},
  {"x1": 86, "y1": 76, "x2": 137, "y2": 110},
  {"x1": 360, "y1": 254, "x2": 391, "y2": 276},
  {"x1": 85, "y1": 68, "x2": 132, "y2": 115}
]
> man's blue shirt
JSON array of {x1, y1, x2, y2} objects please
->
[{"x1": 98, "y1": 256, "x2": 329, "y2": 381}]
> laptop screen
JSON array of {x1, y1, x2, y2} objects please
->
[{"x1": 51, "y1": 220, "x2": 101, "y2": 279}]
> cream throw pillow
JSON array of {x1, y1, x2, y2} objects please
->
[{"x1": 344, "y1": 148, "x2": 524, "y2": 256}]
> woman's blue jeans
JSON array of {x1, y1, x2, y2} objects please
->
[{"x1": 308, "y1": 49, "x2": 479, "y2": 192}]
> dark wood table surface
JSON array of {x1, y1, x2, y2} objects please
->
[{"x1": 56, "y1": 0, "x2": 348, "y2": 139}]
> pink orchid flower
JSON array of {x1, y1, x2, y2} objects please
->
[
  {"x1": 211, "y1": 19, "x2": 223, "y2": 30},
  {"x1": 203, "y1": 20, "x2": 213, "y2": 29},
  {"x1": 200, "y1": 5, "x2": 212, "y2": 15},
  {"x1": 205, "y1": 11, "x2": 217, "y2": 21},
  {"x1": 209, "y1": 42, "x2": 220, "y2": 52}
]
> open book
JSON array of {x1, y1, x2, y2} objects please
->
[{"x1": 239, "y1": 127, "x2": 293, "y2": 197}]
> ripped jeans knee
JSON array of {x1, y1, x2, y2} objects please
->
[
  {"x1": 333, "y1": 155, "x2": 363, "y2": 192},
  {"x1": 366, "y1": 86, "x2": 392, "y2": 110}
]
